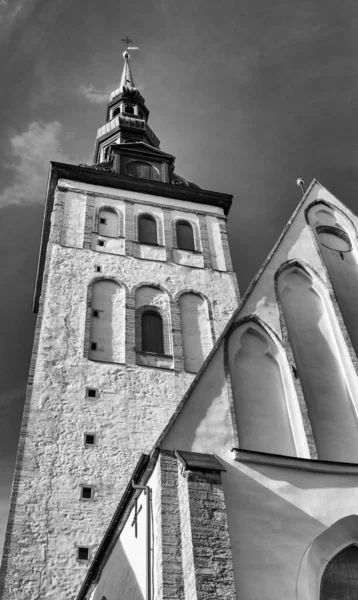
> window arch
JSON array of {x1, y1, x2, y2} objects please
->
[
  {"x1": 228, "y1": 320, "x2": 298, "y2": 455},
  {"x1": 138, "y1": 214, "x2": 157, "y2": 245},
  {"x1": 277, "y1": 264, "x2": 358, "y2": 462},
  {"x1": 179, "y1": 292, "x2": 212, "y2": 373},
  {"x1": 88, "y1": 280, "x2": 125, "y2": 363},
  {"x1": 141, "y1": 310, "x2": 164, "y2": 354},
  {"x1": 176, "y1": 220, "x2": 195, "y2": 251},
  {"x1": 112, "y1": 107, "x2": 120, "y2": 118},
  {"x1": 127, "y1": 161, "x2": 160, "y2": 181},
  {"x1": 125, "y1": 104, "x2": 134, "y2": 114},
  {"x1": 98, "y1": 207, "x2": 119, "y2": 238},
  {"x1": 320, "y1": 544, "x2": 358, "y2": 599}
]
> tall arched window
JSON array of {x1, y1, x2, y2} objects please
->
[
  {"x1": 321, "y1": 545, "x2": 358, "y2": 599},
  {"x1": 138, "y1": 214, "x2": 157, "y2": 245},
  {"x1": 98, "y1": 208, "x2": 119, "y2": 238},
  {"x1": 141, "y1": 310, "x2": 164, "y2": 354},
  {"x1": 127, "y1": 161, "x2": 160, "y2": 181},
  {"x1": 176, "y1": 221, "x2": 195, "y2": 251}
]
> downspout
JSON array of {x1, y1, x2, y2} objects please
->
[{"x1": 132, "y1": 483, "x2": 152, "y2": 600}]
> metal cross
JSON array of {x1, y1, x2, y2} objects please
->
[
  {"x1": 121, "y1": 36, "x2": 132, "y2": 49},
  {"x1": 131, "y1": 499, "x2": 143, "y2": 538}
]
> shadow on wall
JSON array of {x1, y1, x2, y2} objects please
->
[
  {"x1": 93, "y1": 538, "x2": 144, "y2": 600},
  {"x1": 220, "y1": 458, "x2": 326, "y2": 600},
  {"x1": 278, "y1": 266, "x2": 358, "y2": 463}
]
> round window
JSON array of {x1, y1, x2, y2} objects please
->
[{"x1": 316, "y1": 225, "x2": 352, "y2": 253}]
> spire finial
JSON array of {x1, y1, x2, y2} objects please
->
[{"x1": 296, "y1": 178, "x2": 305, "y2": 195}]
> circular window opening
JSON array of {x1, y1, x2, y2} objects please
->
[{"x1": 316, "y1": 225, "x2": 352, "y2": 253}]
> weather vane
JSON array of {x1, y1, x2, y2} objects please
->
[{"x1": 121, "y1": 36, "x2": 140, "y2": 54}]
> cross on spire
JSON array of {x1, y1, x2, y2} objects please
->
[{"x1": 121, "y1": 36, "x2": 132, "y2": 49}]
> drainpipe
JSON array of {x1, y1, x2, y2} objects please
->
[{"x1": 132, "y1": 483, "x2": 152, "y2": 600}]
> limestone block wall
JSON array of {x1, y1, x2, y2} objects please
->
[{"x1": 0, "y1": 179, "x2": 238, "y2": 600}]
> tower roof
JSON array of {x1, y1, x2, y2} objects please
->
[{"x1": 110, "y1": 51, "x2": 140, "y2": 102}]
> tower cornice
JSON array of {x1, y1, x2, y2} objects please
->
[{"x1": 32, "y1": 161, "x2": 233, "y2": 313}]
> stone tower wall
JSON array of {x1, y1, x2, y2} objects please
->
[{"x1": 0, "y1": 178, "x2": 238, "y2": 600}]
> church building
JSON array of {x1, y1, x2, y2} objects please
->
[{"x1": 1, "y1": 51, "x2": 358, "y2": 600}]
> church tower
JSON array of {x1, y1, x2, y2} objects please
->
[{"x1": 0, "y1": 52, "x2": 239, "y2": 599}]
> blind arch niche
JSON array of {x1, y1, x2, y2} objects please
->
[
  {"x1": 228, "y1": 321, "x2": 299, "y2": 455},
  {"x1": 88, "y1": 280, "x2": 125, "y2": 363},
  {"x1": 277, "y1": 264, "x2": 358, "y2": 462},
  {"x1": 179, "y1": 292, "x2": 212, "y2": 373},
  {"x1": 308, "y1": 203, "x2": 358, "y2": 360}
]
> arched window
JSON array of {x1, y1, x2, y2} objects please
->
[
  {"x1": 98, "y1": 208, "x2": 119, "y2": 238},
  {"x1": 125, "y1": 104, "x2": 134, "y2": 114},
  {"x1": 112, "y1": 107, "x2": 120, "y2": 118},
  {"x1": 141, "y1": 310, "x2": 164, "y2": 354},
  {"x1": 176, "y1": 221, "x2": 195, "y2": 251},
  {"x1": 127, "y1": 161, "x2": 160, "y2": 181},
  {"x1": 138, "y1": 214, "x2": 157, "y2": 245},
  {"x1": 321, "y1": 544, "x2": 358, "y2": 599}
]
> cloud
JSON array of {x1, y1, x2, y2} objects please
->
[
  {"x1": 80, "y1": 84, "x2": 110, "y2": 104},
  {"x1": 0, "y1": 121, "x2": 73, "y2": 207}
]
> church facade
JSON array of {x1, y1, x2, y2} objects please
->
[
  {"x1": 2, "y1": 51, "x2": 358, "y2": 600},
  {"x1": 0, "y1": 52, "x2": 238, "y2": 599}
]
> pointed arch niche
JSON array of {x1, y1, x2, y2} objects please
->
[
  {"x1": 297, "y1": 515, "x2": 358, "y2": 600},
  {"x1": 88, "y1": 280, "x2": 125, "y2": 363},
  {"x1": 277, "y1": 264, "x2": 358, "y2": 462},
  {"x1": 228, "y1": 320, "x2": 304, "y2": 456},
  {"x1": 179, "y1": 292, "x2": 213, "y2": 373},
  {"x1": 308, "y1": 202, "x2": 358, "y2": 359}
]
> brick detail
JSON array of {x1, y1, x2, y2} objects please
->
[
  {"x1": 83, "y1": 194, "x2": 95, "y2": 249},
  {"x1": 199, "y1": 216, "x2": 211, "y2": 269},
  {"x1": 49, "y1": 189, "x2": 66, "y2": 244},
  {"x1": 219, "y1": 219, "x2": 233, "y2": 272},
  {"x1": 154, "y1": 452, "x2": 184, "y2": 600},
  {"x1": 125, "y1": 290, "x2": 136, "y2": 364},
  {"x1": 178, "y1": 465, "x2": 237, "y2": 600},
  {"x1": 125, "y1": 202, "x2": 134, "y2": 257},
  {"x1": 172, "y1": 300, "x2": 184, "y2": 371},
  {"x1": 163, "y1": 209, "x2": 174, "y2": 262}
]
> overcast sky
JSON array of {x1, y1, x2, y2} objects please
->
[{"x1": 1, "y1": 0, "x2": 358, "y2": 556}]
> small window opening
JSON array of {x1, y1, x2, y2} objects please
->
[
  {"x1": 176, "y1": 221, "x2": 195, "y2": 251},
  {"x1": 95, "y1": 265, "x2": 102, "y2": 273},
  {"x1": 138, "y1": 214, "x2": 158, "y2": 245},
  {"x1": 141, "y1": 310, "x2": 164, "y2": 354},
  {"x1": 86, "y1": 388, "x2": 97, "y2": 398},
  {"x1": 97, "y1": 240, "x2": 105, "y2": 247},
  {"x1": 99, "y1": 217, "x2": 107, "y2": 225},
  {"x1": 90, "y1": 342, "x2": 97, "y2": 351},
  {"x1": 92, "y1": 310, "x2": 100, "y2": 318},
  {"x1": 125, "y1": 105, "x2": 134, "y2": 114},
  {"x1": 81, "y1": 486, "x2": 92, "y2": 499},
  {"x1": 112, "y1": 107, "x2": 120, "y2": 118},
  {"x1": 85, "y1": 434, "x2": 95, "y2": 445},
  {"x1": 77, "y1": 547, "x2": 89, "y2": 561}
]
